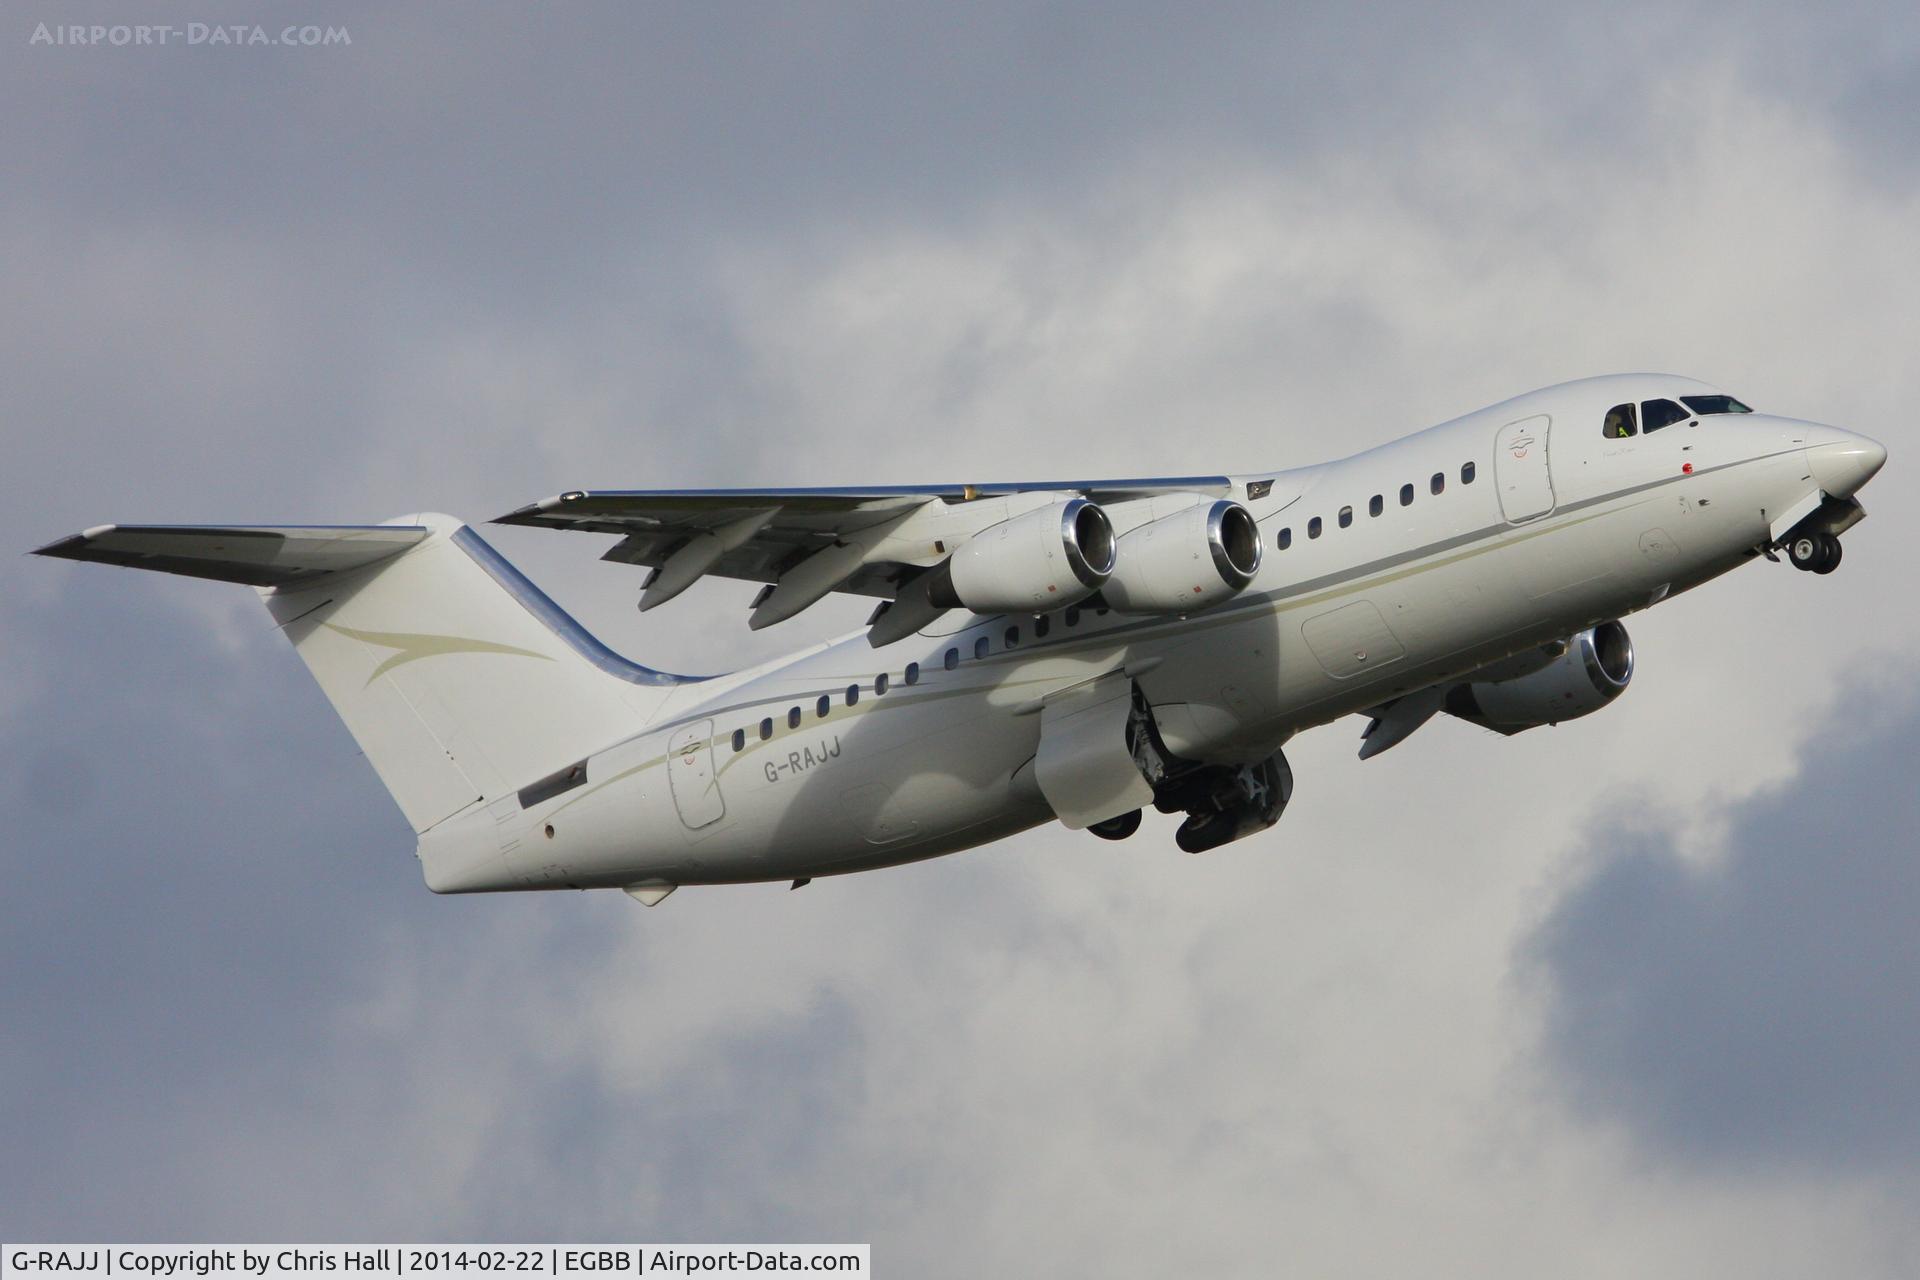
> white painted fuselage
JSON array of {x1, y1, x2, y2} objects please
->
[{"x1": 417, "y1": 374, "x2": 1885, "y2": 894}]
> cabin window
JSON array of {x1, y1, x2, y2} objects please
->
[
  {"x1": 1400, "y1": 483, "x2": 1415, "y2": 506},
  {"x1": 905, "y1": 662, "x2": 920, "y2": 686},
  {"x1": 1034, "y1": 616, "x2": 1050, "y2": 639},
  {"x1": 944, "y1": 647, "x2": 959, "y2": 671},
  {"x1": 875, "y1": 672, "x2": 890, "y2": 695},
  {"x1": 1308, "y1": 516, "x2": 1323, "y2": 539},
  {"x1": 1603, "y1": 403, "x2": 1638, "y2": 438},
  {"x1": 1430, "y1": 472, "x2": 1444, "y2": 495},
  {"x1": 759, "y1": 717, "x2": 773, "y2": 740},
  {"x1": 1461, "y1": 461, "x2": 1476, "y2": 484},
  {"x1": 846, "y1": 684, "x2": 859, "y2": 706},
  {"x1": 1681, "y1": 394, "x2": 1753, "y2": 416},
  {"x1": 1005, "y1": 626, "x2": 1020, "y2": 648},
  {"x1": 788, "y1": 706, "x2": 802, "y2": 729},
  {"x1": 1064, "y1": 607, "x2": 1080, "y2": 626},
  {"x1": 1278, "y1": 526, "x2": 1292, "y2": 550},
  {"x1": 1369, "y1": 494, "x2": 1384, "y2": 518},
  {"x1": 1642, "y1": 399, "x2": 1689, "y2": 432},
  {"x1": 816, "y1": 694, "x2": 830, "y2": 718},
  {"x1": 1338, "y1": 506, "x2": 1353, "y2": 529},
  {"x1": 974, "y1": 635, "x2": 990, "y2": 660},
  {"x1": 732, "y1": 728, "x2": 746, "y2": 752}
]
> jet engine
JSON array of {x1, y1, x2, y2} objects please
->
[
  {"x1": 1446, "y1": 621, "x2": 1634, "y2": 734},
  {"x1": 1101, "y1": 500, "x2": 1263, "y2": 614},
  {"x1": 926, "y1": 498, "x2": 1115, "y2": 614}
]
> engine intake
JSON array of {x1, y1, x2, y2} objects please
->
[
  {"x1": 1101, "y1": 500, "x2": 1263, "y2": 614},
  {"x1": 927, "y1": 498, "x2": 1114, "y2": 614},
  {"x1": 1448, "y1": 621, "x2": 1634, "y2": 733}
]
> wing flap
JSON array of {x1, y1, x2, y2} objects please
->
[{"x1": 32, "y1": 524, "x2": 429, "y2": 588}]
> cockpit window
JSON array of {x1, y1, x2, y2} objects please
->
[
  {"x1": 1641, "y1": 399, "x2": 1690, "y2": 433},
  {"x1": 1680, "y1": 394, "x2": 1753, "y2": 416},
  {"x1": 1602, "y1": 403, "x2": 1637, "y2": 438}
]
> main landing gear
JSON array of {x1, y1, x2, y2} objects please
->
[
  {"x1": 1087, "y1": 687, "x2": 1297, "y2": 853},
  {"x1": 1081, "y1": 755, "x2": 1295, "y2": 854},
  {"x1": 1786, "y1": 531, "x2": 1843, "y2": 575},
  {"x1": 1158, "y1": 754, "x2": 1294, "y2": 854}
]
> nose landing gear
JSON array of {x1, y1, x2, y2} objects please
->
[{"x1": 1787, "y1": 531, "x2": 1843, "y2": 575}]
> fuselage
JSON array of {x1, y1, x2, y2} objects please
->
[{"x1": 419, "y1": 374, "x2": 1885, "y2": 893}]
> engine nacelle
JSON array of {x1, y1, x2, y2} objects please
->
[
  {"x1": 927, "y1": 498, "x2": 1115, "y2": 614},
  {"x1": 1447, "y1": 621, "x2": 1634, "y2": 733},
  {"x1": 1100, "y1": 500, "x2": 1263, "y2": 614}
]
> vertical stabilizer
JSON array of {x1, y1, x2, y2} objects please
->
[{"x1": 266, "y1": 515, "x2": 691, "y2": 831}]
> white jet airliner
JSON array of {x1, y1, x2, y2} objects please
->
[{"x1": 36, "y1": 374, "x2": 1885, "y2": 904}]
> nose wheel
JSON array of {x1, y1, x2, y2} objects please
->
[
  {"x1": 1787, "y1": 532, "x2": 1842, "y2": 575},
  {"x1": 1088, "y1": 809, "x2": 1142, "y2": 841}
]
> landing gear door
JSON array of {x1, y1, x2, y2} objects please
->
[
  {"x1": 1494, "y1": 414, "x2": 1555, "y2": 523},
  {"x1": 1034, "y1": 673, "x2": 1154, "y2": 830},
  {"x1": 667, "y1": 720, "x2": 726, "y2": 830}
]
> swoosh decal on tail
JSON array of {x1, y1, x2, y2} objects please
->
[{"x1": 324, "y1": 622, "x2": 554, "y2": 686}]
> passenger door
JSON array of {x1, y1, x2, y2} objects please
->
[
  {"x1": 667, "y1": 720, "x2": 726, "y2": 829},
  {"x1": 1494, "y1": 414, "x2": 1555, "y2": 523}
]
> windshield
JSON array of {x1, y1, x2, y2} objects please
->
[
  {"x1": 1680, "y1": 394, "x2": 1753, "y2": 416},
  {"x1": 1642, "y1": 399, "x2": 1689, "y2": 433}
]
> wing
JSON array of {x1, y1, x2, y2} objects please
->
[{"x1": 493, "y1": 477, "x2": 1240, "y2": 637}]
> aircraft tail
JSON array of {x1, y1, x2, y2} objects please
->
[{"x1": 35, "y1": 514, "x2": 694, "y2": 832}]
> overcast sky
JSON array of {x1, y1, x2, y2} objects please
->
[{"x1": 5, "y1": 3, "x2": 1920, "y2": 1273}]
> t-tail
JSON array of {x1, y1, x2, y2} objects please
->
[{"x1": 34, "y1": 513, "x2": 694, "y2": 854}]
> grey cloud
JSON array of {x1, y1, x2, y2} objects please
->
[
  {"x1": 1528, "y1": 678, "x2": 1920, "y2": 1174},
  {"x1": 14, "y1": 3, "x2": 1912, "y2": 278},
  {"x1": 0, "y1": 578, "x2": 424, "y2": 1232},
  {"x1": 0, "y1": 574, "x2": 869, "y2": 1240}
]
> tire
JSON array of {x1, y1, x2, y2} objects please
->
[
  {"x1": 1089, "y1": 809, "x2": 1142, "y2": 841},
  {"x1": 1814, "y1": 533, "x2": 1843, "y2": 575},
  {"x1": 1788, "y1": 534, "x2": 1822, "y2": 571},
  {"x1": 1175, "y1": 811, "x2": 1231, "y2": 854}
]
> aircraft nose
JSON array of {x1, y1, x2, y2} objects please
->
[{"x1": 1807, "y1": 433, "x2": 1888, "y2": 498}]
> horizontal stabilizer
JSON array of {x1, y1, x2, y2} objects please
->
[{"x1": 32, "y1": 524, "x2": 428, "y2": 588}]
